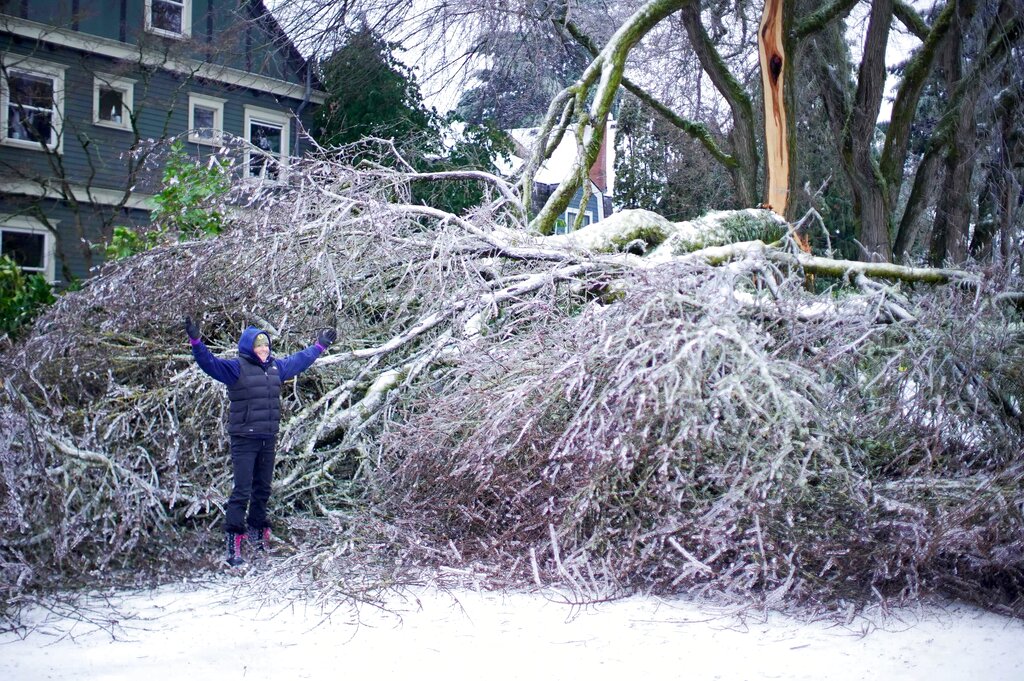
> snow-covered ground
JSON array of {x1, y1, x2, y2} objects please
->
[{"x1": 2, "y1": 580, "x2": 1022, "y2": 680}]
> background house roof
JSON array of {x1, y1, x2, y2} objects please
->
[{"x1": 498, "y1": 123, "x2": 616, "y2": 194}]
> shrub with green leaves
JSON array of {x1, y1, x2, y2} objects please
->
[
  {"x1": 0, "y1": 254, "x2": 55, "y2": 337},
  {"x1": 152, "y1": 140, "x2": 231, "y2": 239},
  {"x1": 108, "y1": 141, "x2": 232, "y2": 261},
  {"x1": 105, "y1": 225, "x2": 167, "y2": 262}
]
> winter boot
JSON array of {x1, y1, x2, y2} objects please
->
[
  {"x1": 225, "y1": 532, "x2": 245, "y2": 567},
  {"x1": 248, "y1": 527, "x2": 271, "y2": 553}
]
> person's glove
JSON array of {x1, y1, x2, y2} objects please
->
[
  {"x1": 317, "y1": 327, "x2": 337, "y2": 348},
  {"x1": 184, "y1": 315, "x2": 201, "y2": 341}
]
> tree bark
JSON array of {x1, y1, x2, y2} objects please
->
[
  {"x1": 879, "y1": 1, "x2": 956, "y2": 197},
  {"x1": 929, "y1": 0, "x2": 979, "y2": 266},
  {"x1": 848, "y1": 0, "x2": 895, "y2": 262},
  {"x1": 893, "y1": 145, "x2": 942, "y2": 262},
  {"x1": 970, "y1": 51, "x2": 1022, "y2": 261},
  {"x1": 680, "y1": 1, "x2": 759, "y2": 208},
  {"x1": 809, "y1": 0, "x2": 896, "y2": 261},
  {"x1": 758, "y1": 0, "x2": 797, "y2": 220}
]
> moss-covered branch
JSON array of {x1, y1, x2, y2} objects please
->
[
  {"x1": 927, "y1": 13, "x2": 1023, "y2": 153},
  {"x1": 560, "y1": 18, "x2": 738, "y2": 169},
  {"x1": 680, "y1": 0, "x2": 759, "y2": 205},
  {"x1": 794, "y1": 0, "x2": 860, "y2": 41},
  {"x1": 879, "y1": 0, "x2": 956, "y2": 193},
  {"x1": 526, "y1": 0, "x2": 690, "y2": 235},
  {"x1": 894, "y1": 0, "x2": 931, "y2": 41}
]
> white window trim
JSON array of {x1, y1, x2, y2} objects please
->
[
  {"x1": 92, "y1": 73, "x2": 135, "y2": 131},
  {"x1": 0, "y1": 55, "x2": 65, "y2": 154},
  {"x1": 188, "y1": 93, "x2": 226, "y2": 146},
  {"x1": 144, "y1": 0, "x2": 192, "y2": 40},
  {"x1": 243, "y1": 106, "x2": 290, "y2": 181},
  {"x1": 2, "y1": 16, "x2": 327, "y2": 104},
  {"x1": 0, "y1": 215, "x2": 57, "y2": 283},
  {"x1": 565, "y1": 208, "x2": 594, "y2": 230}
]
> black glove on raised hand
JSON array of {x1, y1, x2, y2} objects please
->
[
  {"x1": 184, "y1": 315, "x2": 201, "y2": 341},
  {"x1": 317, "y1": 327, "x2": 337, "y2": 348}
]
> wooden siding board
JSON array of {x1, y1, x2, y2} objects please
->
[
  {"x1": 0, "y1": 40, "x2": 316, "y2": 191},
  {"x1": 0, "y1": 193, "x2": 150, "y2": 282},
  {"x1": 1, "y1": 1, "x2": 318, "y2": 282},
  {"x1": 12, "y1": 0, "x2": 310, "y2": 86}
]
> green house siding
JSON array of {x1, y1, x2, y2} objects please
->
[{"x1": 0, "y1": 1, "x2": 322, "y2": 283}]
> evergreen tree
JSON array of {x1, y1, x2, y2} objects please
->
[
  {"x1": 614, "y1": 95, "x2": 735, "y2": 221},
  {"x1": 316, "y1": 26, "x2": 440, "y2": 155},
  {"x1": 314, "y1": 26, "x2": 511, "y2": 215}
]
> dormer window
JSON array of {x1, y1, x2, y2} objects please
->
[{"x1": 145, "y1": 0, "x2": 192, "y2": 39}]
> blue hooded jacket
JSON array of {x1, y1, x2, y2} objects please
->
[{"x1": 191, "y1": 326, "x2": 323, "y2": 437}]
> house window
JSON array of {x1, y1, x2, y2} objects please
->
[
  {"x1": 188, "y1": 94, "x2": 225, "y2": 145},
  {"x1": 244, "y1": 106, "x2": 290, "y2": 181},
  {"x1": 0, "y1": 217, "x2": 56, "y2": 282},
  {"x1": 1, "y1": 57, "x2": 65, "y2": 152},
  {"x1": 93, "y1": 75, "x2": 135, "y2": 130},
  {"x1": 145, "y1": 0, "x2": 192, "y2": 38},
  {"x1": 564, "y1": 209, "x2": 594, "y2": 231}
]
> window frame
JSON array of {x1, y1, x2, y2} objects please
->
[
  {"x1": 0, "y1": 215, "x2": 57, "y2": 283},
  {"x1": 564, "y1": 208, "x2": 594, "y2": 231},
  {"x1": 243, "y1": 106, "x2": 290, "y2": 182},
  {"x1": 188, "y1": 93, "x2": 226, "y2": 146},
  {"x1": 144, "y1": 0, "x2": 192, "y2": 40},
  {"x1": 92, "y1": 73, "x2": 135, "y2": 131},
  {"x1": 0, "y1": 56, "x2": 66, "y2": 154}
]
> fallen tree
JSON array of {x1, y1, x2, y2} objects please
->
[{"x1": 1, "y1": 148, "x2": 1022, "y2": 623}]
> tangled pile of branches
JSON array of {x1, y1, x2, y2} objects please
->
[{"x1": 1, "y1": 149, "x2": 1022, "y2": 621}]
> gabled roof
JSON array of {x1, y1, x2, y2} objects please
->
[{"x1": 248, "y1": 1, "x2": 323, "y2": 91}]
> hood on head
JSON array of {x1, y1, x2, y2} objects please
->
[{"x1": 238, "y1": 326, "x2": 271, "y2": 362}]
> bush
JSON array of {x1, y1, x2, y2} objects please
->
[
  {"x1": 0, "y1": 255, "x2": 55, "y2": 338},
  {"x1": 107, "y1": 140, "x2": 231, "y2": 261}
]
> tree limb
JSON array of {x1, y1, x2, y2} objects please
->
[
  {"x1": 879, "y1": 0, "x2": 956, "y2": 193},
  {"x1": 559, "y1": 18, "x2": 738, "y2": 169},
  {"x1": 794, "y1": 0, "x2": 860, "y2": 41},
  {"x1": 894, "y1": 0, "x2": 931, "y2": 40}
]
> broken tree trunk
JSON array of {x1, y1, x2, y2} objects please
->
[
  {"x1": 759, "y1": 0, "x2": 810, "y2": 261},
  {"x1": 758, "y1": 0, "x2": 796, "y2": 221}
]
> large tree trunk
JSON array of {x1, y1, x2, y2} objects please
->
[
  {"x1": 758, "y1": 0, "x2": 797, "y2": 220},
  {"x1": 681, "y1": 1, "x2": 759, "y2": 208},
  {"x1": 929, "y1": 0, "x2": 980, "y2": 266},
  {"x1": 809, "y1": 0, "x2": 895, "y2": 261},
  {"x1": 971, "y1": 65, "x2": 1022, "y2": 261},
  {"x1": 848, "y1": 0, "x2": 895, "y2": 261},
  {"x1": 893, "y1": 147, "x2": 942, "y2": 262}
]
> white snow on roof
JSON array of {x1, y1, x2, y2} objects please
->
[
  {"x1": 498, "y1": 124, "x2": 616, "y2": 193},
  {"x1": 496, "y1": 127, "x2": 580, "y2": 185}
]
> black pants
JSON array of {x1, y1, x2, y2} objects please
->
[{"x1": 224, "y1": 435, "x2": 276, "y2": 534}]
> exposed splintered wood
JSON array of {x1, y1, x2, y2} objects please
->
[{"x1": 759, "y1": 0, "x2": 790, "y2": 218}]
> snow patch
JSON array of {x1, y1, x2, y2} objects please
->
[{"x1": 2, "y1": 582, "x2": 1022, "y2": 680}]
